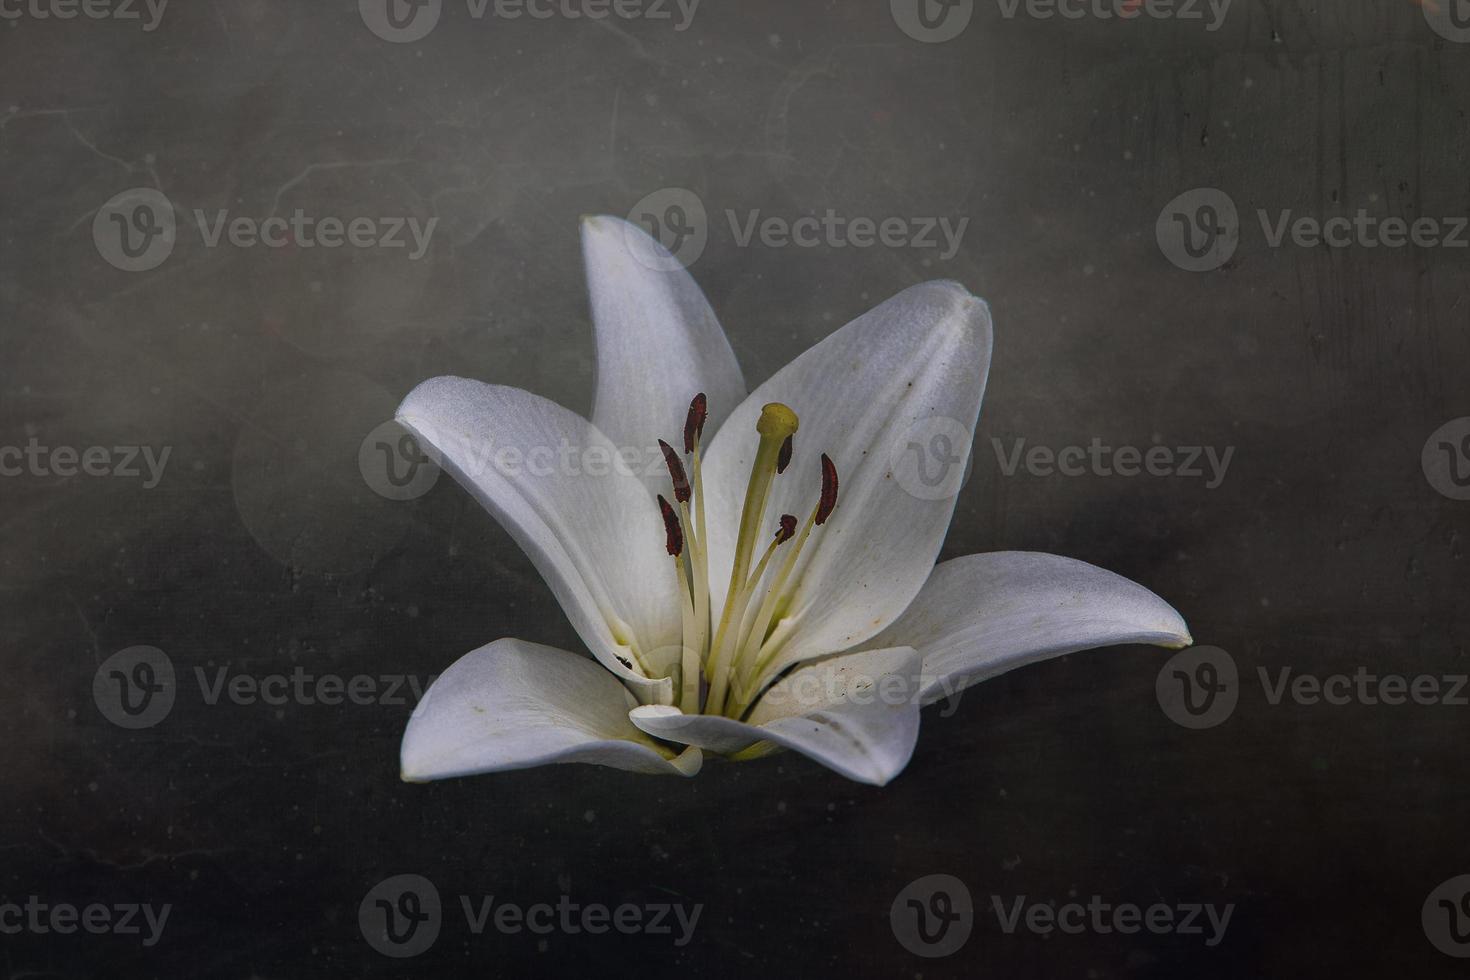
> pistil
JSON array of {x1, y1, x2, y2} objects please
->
[{"x1": 704, "y1": 403, "x2": 799, "y2": 714}]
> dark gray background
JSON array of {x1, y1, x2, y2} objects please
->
[{"x1": 3, "y1": 0, "x2": 1469, "y2": 976}]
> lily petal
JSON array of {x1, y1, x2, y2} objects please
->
[
  {"x1": 863, "y1": 551, "x2": 1192, "y2": 705},
  {"x1": 581, "y1": 214, "x2": 746, "y2": 490},
  {"x1": 628, "y1": 646, "x2": 923, "y2": 786},
  {"x1": 397, "y1": 377, "x2": 679, "y2": 701},
  {"x1": 702, "y1": 281, "x2": 993, "y2": 686},
  {"x1": 401, "y1": 639, "x2": 702, "y2": 781}
]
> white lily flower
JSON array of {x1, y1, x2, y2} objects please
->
[{"x1": 395, "y1": 215, "x2": 1192, "y2": 786}]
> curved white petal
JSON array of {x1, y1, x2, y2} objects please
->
[
  {"x1": 863, "y1": 552, "x2": 1192, "y2": 705},
  {"x1": 581, "y1": 215, "x2": 746, "y2": 490},
  {"x1": 701, "y1": 281, "x2": 993, "y2": 687},
  {"x1": 628, "y1": 646, "x2": 923, "y2": 786},
  {"x1": 401, "y1": 639, "x2": 702, "y2": 781},
  {"x1": 397, "y1": 377, "x2": 679, "y2": 701}
]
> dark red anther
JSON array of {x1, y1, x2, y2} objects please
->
[
  {"x1": 658, "y1": 439, "x2": 691, "y2": 503},
  {"x1": 683, "y1": 392, "x2": 708, "y2": 454},
  {"x1": 774, "y1": 514, "x2": 797, "y2": 544},
  {"x1": 657, "y1": 494, "x2": 684, "y2": 557},
  {"x1": 816, "y1": 454, "x2": 839, "y2": 526},
  {"x1": 776, "y1": 434, "x2": 793, "y2": 475}
]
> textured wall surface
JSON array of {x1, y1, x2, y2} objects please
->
[{"x1": 2, "y1": 1, "x2": 1469, "y2": 976}]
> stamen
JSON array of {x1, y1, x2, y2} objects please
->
[
  {"x1": 817, "y1": 452, "x2": 839, "y2": 525},
  {"x1": 672, "y1": 540, "x2": 700, "y2": 712},
  {"x1": 657, "y1": 393, "x2": 842, "y2": 718},
  {"x1": 682, "y1": 397, "x2": 712, "y2": 701},
  {"x1": 683, "y1": 392, "x2": 707, "y2": 454},
  {"x1": 656, "y1": 494, "x2": 684, "y2": 557},
  {"x1": 658, "y1": 439, "x2": 691, "y2": 503}
]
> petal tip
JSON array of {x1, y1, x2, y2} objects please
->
[
  {"x1": 399, "y1": 735, "x2": 433, "y2": 783},
  {"x1": 904, "y1": 279, "x2": 993, "y2": 350},
  {"x1": 580, "y1": 212, "x2": 635, "y2": 241},
  {"x1": 849, "y1": 755, "x2": 910, "y2": 787}
]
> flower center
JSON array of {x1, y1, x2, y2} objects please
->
[{"x1": 655, "y1": 394, "x2": 839, "y2": 719}]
